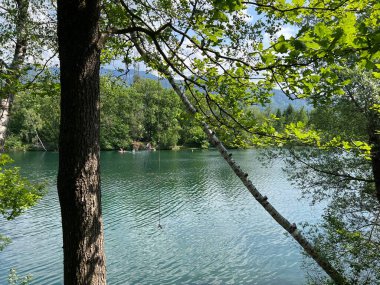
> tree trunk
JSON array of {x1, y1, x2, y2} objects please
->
[
  {"x1": 368, "y1": 118, "x2": 380, "y2": 203},
  {"x1": 0, "y1": 0, "x2": 29, "y2": 149},
  {"x1": 0, "y1": 99, "x2": 11, "y2": 148},
  {"x1": 133, "y1": 40, "x2": 348, "y2": 284},
  {"x1": 372, "y1": 152, "x2": 380, "y2": 203},
  {"x1": 57, "y1": 0, "x2": 106, "y2": 284}
]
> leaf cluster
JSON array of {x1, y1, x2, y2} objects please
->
[
  {"x1": 262, "y1": 68, "x2": 380, "y2": 283},
  {"x1": 0, "y1": 154, "x2": 45, "y2": 221}
]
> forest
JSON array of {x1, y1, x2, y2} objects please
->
[
  {"x1": 5, "y1": 75, "x2": 310, "y2": 151},
  {"x1": 0, "y1": 0, "x2": 379, "y2": 284}
]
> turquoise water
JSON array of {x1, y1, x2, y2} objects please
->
[{"x1": 0, "y1": 150, "x2": 321, "y2": 284}]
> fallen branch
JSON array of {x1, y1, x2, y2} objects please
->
[{"x1": 35, "y1": 130, "x2": 47, "y2": 151}]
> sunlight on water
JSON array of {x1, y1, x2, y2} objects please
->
[{"x1": 0, "y1": 150, "x2": 322, "y2": 284}]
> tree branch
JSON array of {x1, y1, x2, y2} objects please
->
[
  {"x1": 288, "y1": 148, "x2": 375, "y2": 183},
  {"x1": 133, "y1": 37, "x2": 349, "y2": 285},
  {"x1": 243, "y1": 0, "x2": 353, "y2": 13},
  {"x1": 0, "y1": 58, "x2": 9, "y2": 69}
]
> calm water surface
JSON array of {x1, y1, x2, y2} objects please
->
[{"x1": 0, "y1": 150, "x2": 321, "y2": 284}]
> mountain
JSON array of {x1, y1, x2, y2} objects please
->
[
  {"x1": 269, "y1": 89, "x2": 311, "y2": 111},
  {"x1": 100, "y1": 68, "x2": 172, "y2": 88},
  {"x1": 42, "y1": 67, "x2": 309, "y2": 110}
]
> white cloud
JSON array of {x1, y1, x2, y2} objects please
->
[
  {"x1": 276, "y1": 25, "x2": 297, "y2": 39},
  {"x1": 263, "y1": 25, "x2": 298, "y2": 48}
]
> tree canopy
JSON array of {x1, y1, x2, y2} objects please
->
[
  {"x1": 99, "y1": 1, "x2": 380, "y2": 283},
  {"x1": 6, "y1": 76, "x2": 209, "y2": 150},
  {"x1": 1, "y1": 0, "x2": 379, "y2": 284},
  {"x1": 0, "y1": 153, "x2": 44, "y2": 251}
]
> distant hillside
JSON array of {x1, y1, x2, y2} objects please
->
[
  {"x1": 269, "y1": 89, "x2": 310, "y2": 111},
  {"x1": 100, "y1": 68, "x2": 172, "y2": 88},
  {"x1": 103, "y1": 68, "x2": 310, "y2": 109},
  {"x1": 43, "y1": 67, "x2": 309, "y2": 110}
]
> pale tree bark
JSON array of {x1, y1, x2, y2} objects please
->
[
  {"x1": 57, "y1": 0, "x2": 106, "y2": 284},
  {"x1": 0, "y1": 0, "x2": 29, "y2": 149},
  {"x1": 133, "y1": 40, "x2": 349, "y2": 285}
]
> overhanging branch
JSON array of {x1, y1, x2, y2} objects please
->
[
  {"x1": 243, "y1": 0, "x2": 353, "y2": 13},
  {"x1": 132, "y1": 35, "x2": 349, "y2": 285},
  {"x1": 288, "y1": 148, "x2": 374, "y2": 184}
]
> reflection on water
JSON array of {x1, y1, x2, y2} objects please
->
[{"x1": 0, "y1": 150, "x2": 321, "y2": 284}]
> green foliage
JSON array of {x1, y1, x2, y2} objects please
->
[
  {"x1": 100, "y1": 77, "x2": 136, "y2": 150},
  {"x1": 296, "y1": 151, "x2": 380, "y2": 284},
  {"x1": 0, "y1": 154, "x2": 44, "y2": 220},
  {"x1": 103, "y1": 0, "x2": 348, "y2": 152},
  {"x1": 7, "y1": 71, "x2": 60, "y2": 150},
  {"x1": 2, "y1": 0, "x2": 378, "y2": 282},
  {"x1": 7, "y1": 269, "x2": 32, "y2": 285},
  {"x1": 212, "y1": 0, "x2": 243, "y2": 12},
  {"x1": 0, "y1": 234, "x2": 11, "y2": 251},
  {"x1": 100, "y1": 77, "x2": 204, "y2": 150},
  {"x1": 178, "y1": 114, "x2": 209, "y2": 148},
  {"x1": 7, "y1": 76, "x2": 209, "y2": 150},
  {"x1": 0, "y1": 152, "x2": 45, "y2": 253},
  {"x1": 255, "y1": 0, "x2": 380, "y2": 100},
  {"x1": 133, "y1": 78, "x2": 182, "y2": 148},
  {"x1": 0, "y1": 0, "x2": 56, "y2": 100},
  {"x1": 4, "y1": 135, "x2": 27, "y2": 152},
  {"x1": 267, "y1": 68, "x2": 380, "y2": 284}
]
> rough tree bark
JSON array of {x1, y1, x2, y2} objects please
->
[
  {"x1": 0, "y1": 0, "x2": 29, "y2": 149},
  {"x1": 368, "y1": 117, "x2": 380, "y2": 203},
  {"x1": 57, "y1": 0, "x2": 106, "y2": 284}
]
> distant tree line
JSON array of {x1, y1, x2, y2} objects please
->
[
  {"x1": 6, "y1": 76, "x2": 210, "y2": 151},
  {"x1": 250, "y1": 104, "x2": 309, "y2": 132},
  {"x1": 6, "y1": 76, "x2": 316, "y2": 151}
]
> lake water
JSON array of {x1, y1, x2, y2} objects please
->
[{"x1": 0, "y1": 150, "x2": 322, "y2": 284}]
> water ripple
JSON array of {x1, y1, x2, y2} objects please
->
[{"x1": 0, "y1": 150, "x2": 324, "y2": 284}]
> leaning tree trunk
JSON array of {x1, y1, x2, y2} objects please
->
[
  {"x1": 57, "y1": 0, "x2": 106, "y2": 284},
  {"x1": 0, "y1": 0, "x2": 29, "y2": 149},
  {"x1": 132, "y1": 39, "x2": 348, "y2": 285}
]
